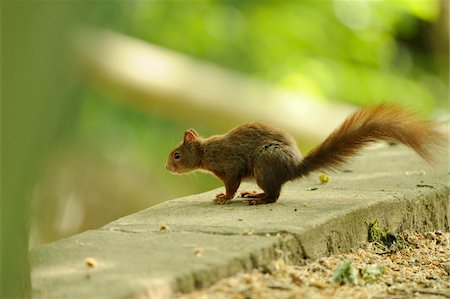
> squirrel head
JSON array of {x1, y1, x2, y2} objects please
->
[{"x1": 166, "y1": 129, "x2": 203, "y2": 174}]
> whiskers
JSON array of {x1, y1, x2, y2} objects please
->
[{"x1": 186, "y1": 172, "x2": 200, "y2": 183}]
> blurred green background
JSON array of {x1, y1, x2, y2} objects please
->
[
  {"x1": 4, "y1": 1, "x2": 449, "y2": 250},
  {"x1": 28, "y1": 1, "x2": 450, "y2": 248},
  {"x1": 104, "y1": 0, "x2": 448, "y2": 107}
]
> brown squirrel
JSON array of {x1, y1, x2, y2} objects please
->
[{"x1": 166, "y1": 104, "x2": 445, "y2": 205}]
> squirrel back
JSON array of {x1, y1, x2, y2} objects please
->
[{"x1": 297, "y1": 104, "x2": 445, "y2": 177}]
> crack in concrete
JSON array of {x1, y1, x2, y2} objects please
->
[
  {"x1": 101, "y1": 225, "x2": 306, "y2": 263},
  {"x1": 100, "y1": 224, "x2": 296, "y2": 238},
  {"x1": 103, "y1": 227, "x2": 146, "y2": 234}
]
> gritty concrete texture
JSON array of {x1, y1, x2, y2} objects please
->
[{"x1": 31, "y1": 144, "x2": 449, "y2": 299}]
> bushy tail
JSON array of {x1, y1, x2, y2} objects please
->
[{"x1": 297, "y1": 104, "x2": 446, "y2": 177}]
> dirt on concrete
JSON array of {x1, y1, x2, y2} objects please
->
[{"x1": 177, "y1": 230, "x2": 450, "y2": 299}]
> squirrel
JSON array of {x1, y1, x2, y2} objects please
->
[{"x1": 166, "y1": 104, "x2": 445, "y2": 205}]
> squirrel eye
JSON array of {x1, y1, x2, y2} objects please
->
[{"x1": 173, "y1": 152, "x2": 181, "y2": 160}]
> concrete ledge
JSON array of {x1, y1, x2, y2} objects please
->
[{"x1": 31, "y1": 144, "x2": 449, "y2": 299}]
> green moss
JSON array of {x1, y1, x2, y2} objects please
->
[
  {"x1": 367, "y1": 220, "x2": 410, "y2": 249},
  {"x1": 362, "y1": 264, "x2": 386, "y2": 283},
  {"x1": 331, "y1": 261, "x2": 358, "y2": 285}
]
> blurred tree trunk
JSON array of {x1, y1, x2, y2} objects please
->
[{"x1": 1, "y1": 2, "x2": 81, "y2": 298}]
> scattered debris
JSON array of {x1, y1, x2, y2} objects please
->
[
  {"x1": 193, "y1": 247, "x2": 204, "y2": 258},
  {"x1": 84, "y1": 257, "x2": 97, "y2": 279},
  {"x1": 417, "y1": 184, "x2": 434, "y2": 188},
  {"x1": 405, "y1": 170, "x2": 427, "y2": 176},
  {"x1": 267, "y1": 283, "x2": 291, "y2": 291},
  {"x1": 159, "y1": 224, "x2": 168, "y2": 232},
  {"x1": 308, "y1": 281, "x2": 327, "y2": 289},
  {"x1": 361, "y1": 264, "x2": 385, "y2": 283},
  {"x1": 177, "y1": 230, "x2": 450, "y2": 299},
  {"x1": 411, "y1": 288, "x2": 450, "y2": 298},
  {"x1": 84, "y1": 257, "x2": 97, "y2": 268},
  {"x1": 444, "y1": 264, "x2": 450, "y2": 276},
  {"x1": 307, "y1": 187, "x2": 318, "y2": 191},
  {"x1": 319, "y1": 174, "x2": 329, "y2": 184}
]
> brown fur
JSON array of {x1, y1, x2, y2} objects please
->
[
  {"x1": 298, "y1": 104, "x2": 445, "y2": 176},
  {"x1": 166, "y1": 104, "x2": 445, "y2": 205}
]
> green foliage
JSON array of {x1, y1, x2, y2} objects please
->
[
  {"x1": 367, "y1": 220, "x2": 413, "y2": 251},
  {"x1": 362, "y1": 264, "x2": 386, "y2": 283},
  {"x1": 332, "y1": 261, "x2": 358, "y2": 285},
  {"x1": 367, "y1": 220, "x2": 397, "y2": 247},
  {"x1": 83, "y1": 0, "x2": 447, "y2": 111},
  {"x1": 332, "y1": 261, "x2": 386, "y2": 285}
]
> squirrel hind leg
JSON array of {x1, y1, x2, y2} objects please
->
[
  {"x1": 244, "y1": 193, "x2": 280, "y2": 205},
  {"x1": 245, "y1": 146, "x2": 293, "y2": 205},
  {"x1": 243, "y1": 177, "x2": 281, "y2": 205},
  {"x1": 240, "y1": 191, "x2": 264, "y2": 198}
]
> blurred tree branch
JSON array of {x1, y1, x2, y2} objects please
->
[{"x1": 70, "y1": 26, "x2": 355, "y2": 143}]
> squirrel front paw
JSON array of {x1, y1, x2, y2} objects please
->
[{"x1": 214, "y1": 192, "x2": 233, "y2": 205}]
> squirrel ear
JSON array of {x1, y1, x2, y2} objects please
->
[{"x1": 184, "y1": 129, "x2": 197, "y2": 143}]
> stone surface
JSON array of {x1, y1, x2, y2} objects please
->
[{"x1": 31, "y1": 144, "x2": 449, "y2": 299}]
